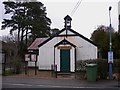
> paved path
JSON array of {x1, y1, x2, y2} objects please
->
[{"x1": 2, "y1": 76, "x2": 119, "y2": 89}]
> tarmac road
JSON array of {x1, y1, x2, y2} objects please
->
[{"x1": 2, "y1": 76, "x2": 119, "y2": 90}]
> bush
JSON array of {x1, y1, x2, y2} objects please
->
[
  {"x1": 97, "y1": 59, "x2": 108, "y2": 79},
  {"x1": 3, "y1": 69, "x2": 14, "y2": 76},
  {"x1": 11, "y1": 55, "x2": 23, "y2": 74},
  {"x1": 76, "y1": 59, "x2": 97, "y2": 80},
  {"x1": 113, "y1": 59, "x2": 120, "y2": 73},
  {"x1": 76, "y1": 59, "x2": 120, "y2": 80},
  {"x1": 76, "y1": 59, "x2": 97, "y2": 71}
]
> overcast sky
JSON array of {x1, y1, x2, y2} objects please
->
[{"x1": 0, "y1": 0, "x2": 119, "y2": 39}]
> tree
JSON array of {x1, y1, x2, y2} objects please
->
[
  {"x1": 24, "y1": 2, "x2": 51, "y2": 39},
  {"x1": 2, "y1": 34, "x2": 22, "y2": 74},
  {"x1": 1, "y1": 1, "x2": 51, "y2": 57},
  {"x1": 112, "y1": 32, "x2": 120, "y2": 59},
  {"x1": 50, "y1": 28, "x2": 60, "y2": 36},
  {"x1": 91, "y1": 25, "x2": 120, "y2": 59}
]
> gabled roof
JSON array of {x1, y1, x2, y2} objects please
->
[
  {"x1": 28, "y1": 38, "x2": 48, "y2": 50},
  {"x1": 54, "y1": 39, "x2": 76, "y2": 48},
  {"x1": 64, "y1": 15, "x2": 72, "y2": 21},
  {"x1": 38, "y1": 28, "x2": 97, "y2": 47}
]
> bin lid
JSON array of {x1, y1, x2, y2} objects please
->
[{"x1": 86, "y1": 64, "x2": 97, "y2": 67}]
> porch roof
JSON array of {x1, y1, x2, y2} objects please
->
[{"x1": 28, "y1": 38, "x2": 48, "y2": 50}]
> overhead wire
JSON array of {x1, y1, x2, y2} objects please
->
[{"x1": 70, "y1": 0, "x2": 83, "y2": 17}]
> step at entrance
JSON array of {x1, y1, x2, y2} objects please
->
[{"x1": 57, "y1": 73, "x2": 75, "y2": 78}]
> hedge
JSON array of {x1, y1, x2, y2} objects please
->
[{"x1": 76, "y1": 59, "x2": 120, "y2": 80}]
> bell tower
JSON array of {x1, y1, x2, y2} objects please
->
[{"x1": 64, "y1": 15, "x2": 72, "y2": 29}]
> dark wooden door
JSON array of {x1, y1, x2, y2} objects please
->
[{"x1": 60, "y1": 49, "x2": 70, "y2": 72}]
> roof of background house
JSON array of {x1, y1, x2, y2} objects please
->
[{"x1": 28, "y1": 38, "x2": 48, "y2": 50}]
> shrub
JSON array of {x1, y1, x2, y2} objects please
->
[
  {"x1": 76, "y1": 59, "x2": 120, "y2": 80},
  {"x1": 76, "y1": 59, "x2": 97, "y2": 80},
  {"x1": 11, "y1": 55, "x2": 23, "y2": 74},
  {"x1": 3, "y1": 69, "x2": 14, "y2": 76},
  {"x1": 76, "y1": 59, "x2": 97, "y2": 71},
  {"x1": 97, "y1": 59, "x2": 108, "y2": 79},
  {"x1": 113, "y1": 59, "x2": 120, "y2": 73}
]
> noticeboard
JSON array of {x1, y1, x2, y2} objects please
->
[
  {"x1": 108, "y1": 51, "x2": 113, "y2": 63},
  {"x1": 31, "y1": 54, "x2": 37, "y2": 62},
  {"x1": 25, "y1": 54, "x2": 30, "y2": 61},
  {"x1": 25, "y1": 54, "x2": 37, "y2": 62}
]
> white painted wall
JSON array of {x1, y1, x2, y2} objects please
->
[
  {"x1": 38, "y1": 37, "x2": 60, "y2": 70},
  {"x1": 70, "y1": 47, "x2": 75, "y2": 72},
  {"x1": 66, "y1": 36, "x2": 97, "y2": 60},
  {"x1": 38, "y1": 47, "x2": 54, "y2": 70},
  {"x1": 55, "y1": 48, "x2": 60, "y2": 71},
  {"x1": 35, "y1": 30, "x2": 97, "y2": 71}
]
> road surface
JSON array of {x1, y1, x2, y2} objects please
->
[{"x1": 2, "y1": 76, "x2": 119, "y2": 90}]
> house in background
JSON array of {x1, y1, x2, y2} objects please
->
[{"x1": 27, "y1": 15, "x2": 97, "y2": 73}]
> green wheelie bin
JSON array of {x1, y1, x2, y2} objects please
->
[{"x1": 86, "y1": 64, "x2": 97, "y2": 81}]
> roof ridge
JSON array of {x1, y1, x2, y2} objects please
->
[{"x1": 38, "y1": 28, "x2": 97, "y2": 47}]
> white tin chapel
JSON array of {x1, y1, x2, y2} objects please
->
[{"x1": 28, "y1": 15, "x2": 97, "y2": 73}]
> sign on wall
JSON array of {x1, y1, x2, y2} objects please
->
[{"x1": 108, "y1": 51, "x2": 113, "y2": 63}]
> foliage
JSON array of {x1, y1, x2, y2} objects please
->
[
  {"x1": 97, "y1": 59, "x2": 108, "y2": 79},
  {"x1": 91, "y1": 25, "x2": 120, "y2": 59},
  {"x1": 76, "y1": 59, "x2": 120, "y2": 80},
  {"x1": 2, "y1": 2, "x2": 51, "y2": 38},
  {"x1": 2, "y1": 35, "x2": 17, "y2": 63},
  {"x1": 2, "y1": 35, "x2": 23, "y2": 74},
  {"x1": 24, "y1": 2, "x2": 51, "y2": 39},
  {"x1": 1, "y1": 1, "x2": 52, "y2": 74},
  {"x1": 113, "y1": 59, "x2": 120, "y2": 73},
  {"x1": 1, "y1": 1, "x2": 51, "y2": 58},
  {"x1": 76, "y1": 59, "x2": 97, "y2": 71},
  {"x1": 112, "y1": 32, "x2": 120, "y2": 59},
  {"x1": 11, "y1": 55, "x2": 23, "y2": 74},
  {"x1": 3, "y1": 69, "x2": 14, "y2": 76},
  {"x1": 50, "y1": 28, "x2": 60, "y2": 36}
]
